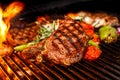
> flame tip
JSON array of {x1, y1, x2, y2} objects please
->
[{"x1": 0, "y1": 0, "x2": 24, "y2": 46}]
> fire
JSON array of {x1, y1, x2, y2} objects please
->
[
  {"x1": 0, "y1": 1, "x2": 24, "y2": 56},
  {"x1": 0, "y1": 1, "x2": 24, "y2": 46},
  {"x1": 0, "y1": 7, "x2": 7, "y2": 45}
]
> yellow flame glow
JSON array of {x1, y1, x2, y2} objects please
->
[
  {"x1": 0, "y1": 1, "x2": 24, "y2": 46},
  {"x1": 0, "y1": 7, "x2": 8, "y2": 46}
]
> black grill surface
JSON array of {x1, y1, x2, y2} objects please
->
[{"x1": 0, "y1": 39, "x2": 120, "y2": 80}]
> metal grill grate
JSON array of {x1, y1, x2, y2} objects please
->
[{"x1": 0, "y1": 40, "x2": 120, "y2": 80}]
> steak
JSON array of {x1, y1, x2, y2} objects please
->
[{"x1": 21, "y1": 18, "x2": 89, "y2": 66}]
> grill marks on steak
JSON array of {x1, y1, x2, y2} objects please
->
[
  {"x1": 21, "y1": 18, "x2": 89, "y2": 65},
  {"x1": 41, "y1": 19, "x2": 88, "y2": 65}
]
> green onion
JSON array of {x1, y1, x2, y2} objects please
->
[{"x1": 14, "y1": 41, "x2": 36, "y2": 51}]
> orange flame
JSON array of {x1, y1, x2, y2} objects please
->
[
  {"x1": 0, "y1": 1, "x2": 24, "y2": 46},
  {"x1": 0, "y1": 7, "x2": 6, "y2": 45}
]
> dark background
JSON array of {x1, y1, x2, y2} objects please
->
[{"x1": 0, "y1": 0, "x2": 120, "y2": 19}]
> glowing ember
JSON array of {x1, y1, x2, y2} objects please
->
[{"x1": 0, "y1": 1, "x2": 24, "y2": 56}]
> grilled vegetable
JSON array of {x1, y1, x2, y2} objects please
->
[
  {"x1": 86, "y1": 34, "x2": 101, "y2": 61},
  {"x1": 99, "y1": 25, "x2": 118, "y2": 43},
  {"x1": 84, "y1": 45, "x2": 102, "y2": 61},
  {"x1": 88, "y1": 40, "x2": 99, "y2": 48},
  {"x1": 14, "y1": 41, "x2": 36, "y2": 51}
]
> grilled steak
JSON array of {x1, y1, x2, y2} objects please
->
[
  {"x1": 21, "y1": 17, "x2": 89, "y2": 65},
  {"x1": 40, "y1": 19, "x2": 88, "y2": 65},
  {"x1": 9, "y1": 20, "x2": 39, "y2": 46}
]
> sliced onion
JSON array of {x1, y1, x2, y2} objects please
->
[{"x1": 116, "y1": 27, "x2": 120, "y2": 34}]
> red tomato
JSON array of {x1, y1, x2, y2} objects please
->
[{"x1": 84, "y1": 46, "x2": 102, "y2": 61}]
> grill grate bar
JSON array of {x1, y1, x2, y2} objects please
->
[
  {"x1": 29, "y1": 62, "x2": 53, "y2": 80},
  {"x1": 53, "y1": 64, "x2": 77, "y2": 79},
  {"x1": 101, "y1": 49, "x2": 120, "y2": 66},
  {"x1": 105, "y1": 43, "x2": 120, "y2": 51},
  {"x1": 94, "y1": 59, "x2": 120, "y2": 76},
  {"x1": 3, "y1": 56, "x2": 32, "y2": 80},
  {"x1": 41, "y1": 63, "x2": 64, "y2": 79},
  {"x1": 29, "y1": 62, "x2": 54, "y2": 80},
  {"x1": 101, "y1": 44, "x2": 120, "y2": 56},
  {"x1": 1, "y1": 57, "x2": 20, "y2": 80},
  {"x1": 83, "y1": 60, "x2": 120, "y2": 80},
  {"x1": 10, "y1": 54, "x2": 39, "y2": 80},
  {"x1": 14, "y1": 53, "x2": 51, "y2": 80},
  {"x1": 64, "y1": 65, "x2": 87, "y2": 80},
  {"x1": 68, "y1": 68, "x2": 85, "y2": 80},
  {"x1": 73, "y1": 63, "x2": 99, "y2": 79},
  {"x1": 0, "y1": 64, "x2": 11, "y2": 80},
  {"x1": 0, "y1": 39, "x2": 119, "y2": 79},
  {"x1": 78, "y1": 61, "x2": 111, "y2": 80},
  {"x1": 71, "y1": 65, "x2": 96, "y2": 80},
  {"x1": 100, "y1": 55, "x2": 120, "y2": 71},
  {"x1": 0, "y1": 66, "x2": 10, "y2": 80}
]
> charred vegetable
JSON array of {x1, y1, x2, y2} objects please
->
[
  {"x1": 85, "y1": 35, "x2": 101, "y2": 61},
  {"x1": 84, "y1": 45, "x2": 101, "y2": 61},
  {"x1": 88, "y1": 40, "x2": 99, "y2": 48},
  {"x1": 99, "y1": 25, "x2": 118, "y2": 43},
  {"x1": 14, "y1": 41, "x2": 36, "y2": 51}
]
